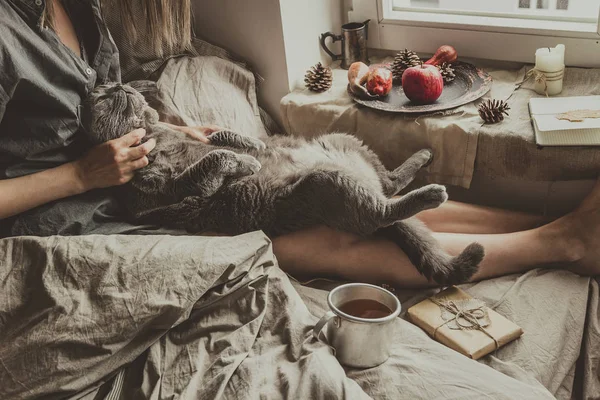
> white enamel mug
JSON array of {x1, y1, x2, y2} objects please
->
[{"x1": 313, "y1": 283, "x2": 401, "y2": 368}]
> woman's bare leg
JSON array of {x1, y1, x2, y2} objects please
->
[
  {"x1": 272, "y1": 182, "x2": 599, "y2": 288},
  {"x1": 273, "y1": 224, "x2": 578, "y2": 288},
  {"x1": 417, "y1": 200, "x2": 553, "y2": 234}
]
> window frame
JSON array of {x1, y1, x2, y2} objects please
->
[{"x1": 348, "y1": 0, "x2": 600, "y2": 67}]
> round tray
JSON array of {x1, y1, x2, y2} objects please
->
[{"x1": 348, "y1": 61, "x2": 492, "y2": 113}]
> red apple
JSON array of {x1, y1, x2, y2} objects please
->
[
  {"x1": 401, "y1": 64, "x2": 444, "y2": 104},
  {"x1": 366, "y1": 67, "x2": 393, "y2": 97}
]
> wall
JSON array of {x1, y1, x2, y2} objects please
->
[
  {"x1": 192, "y1": 0, "x2": 289, "y2": 127},
  {"x1": 279, "y1": 0, "x2": 344, "y2": 89},
  {"x1": 193, "y1": 0, "x2": 342, "y2": 128}
]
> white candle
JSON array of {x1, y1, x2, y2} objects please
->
[{"x1": 534, "y1": 44, "x2": 565, "y2": 96}]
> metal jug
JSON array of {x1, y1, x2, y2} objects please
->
[{"x1": 320, "y1": 20, "x2": 370, "y2": 69}]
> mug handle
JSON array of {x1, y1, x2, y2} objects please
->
[
  {"x1": 319, "y1": 32, "x2": 342, "y2": 62},
  {"x1": 313, "y1": 310, "x2": 337, "y2": 340}
]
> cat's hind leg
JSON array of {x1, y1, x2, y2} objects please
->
[
  {"x1": 379, "y1": 185, "x2": 484, "y2": 285},
  {"x1": 382, "y1": 149, "x2": 433, "y2": 197},
  {"x1": 274, "y1": 169, "x2": 479, "y2": 284},
  {"x1": 379, "y1": 219, "x2": 484, "y2": 285},
  {"x1": 316, "y1": 134, "x2": 433, "y2": 197},
  {"x1": 382, "y1": 183, "x2": 448, "y2": 224},
  {"x1": 274, "y1": 170, "x2": 446, "y2": 236},
  {"x1": 274, "y1": 170, "x2": 390, "y2": 236}
]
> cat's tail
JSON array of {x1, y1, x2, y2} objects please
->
[{"x1": 379, "y1": 219, "x2": 484, "y2": 285}]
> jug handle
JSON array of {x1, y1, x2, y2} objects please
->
[
  {"x1": 363, "y1": 19, "x2": 371, "y2": 40},
  {"x1": 319, "y1": 32, "x2": 342, "y2": 62}
]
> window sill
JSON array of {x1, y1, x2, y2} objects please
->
[{"x1": 375, "y1": 23, "x2": 600, "y2": 68}]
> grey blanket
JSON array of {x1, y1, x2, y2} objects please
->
[{"x1": 0, "y1": 233, "x2": 593, "y2": 399}]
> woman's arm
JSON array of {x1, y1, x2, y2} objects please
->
[
  {"x1": 164, "y1": 123, "x2": 225, "y2": 143},
  {"x1": 0, "y1": 128, "x2": 155, "y2": 220}
]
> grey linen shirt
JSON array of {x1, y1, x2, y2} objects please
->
[
  {"x1": 0, "y1": 0, "x2": 120, "y2": 179},
  {"x1": 0, "y1": 0, "x2": 173, "y2": 236}
]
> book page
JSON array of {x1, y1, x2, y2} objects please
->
[
  {"x1": 529, "y1": 96, "x2": 600, "y2": 115},
  {"x1": 530, "y1": 96, "x2": 600, "y2": 132},
  {"x1": 534, "y1": 114, "x2": 600, "y2": 132}
]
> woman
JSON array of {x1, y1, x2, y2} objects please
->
[{"x1": 1, "y1": 0, "x2": 598, "y2": 287}]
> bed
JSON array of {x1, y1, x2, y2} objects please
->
[
  {"x1": 0, "y1": 233, "x2": 597, "y2": 399},
  {"x1": 0, "y1": 54, "x2": 598, "y2": 400}
]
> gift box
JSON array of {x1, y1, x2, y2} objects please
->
[{"x1": 407, "y1": 286, "x2": 524, "y2": 360}]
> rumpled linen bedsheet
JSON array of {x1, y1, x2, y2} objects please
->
[
  {"x1": 0, "y1": 233, "x2": 365, "y2": 399},
  {"x1": 0, "y1": 232, "x2": 585, "y2": 399},
  {"x1": 297, "y1": 269, "x2": 600, "y2": 400}
]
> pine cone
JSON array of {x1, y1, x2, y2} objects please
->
[
  {"x1": 391, "y1": 49, "x2": 421, "y2": 81},
  {"x1": 437, "y1": 62, "x2": 455, "y2": 83},
  {"x1": 304, "y1": 62, "x2": 333, "y2": 92},
  {"x1": 478, "y1": 99, "x2": 510, "y2": 124}
]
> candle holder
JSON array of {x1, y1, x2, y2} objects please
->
[{"x1": 533, "y1": 67, "x2": 565, "y2": 96}]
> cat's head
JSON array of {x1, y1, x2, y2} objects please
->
[{"x1": 83, "y1": 82, "x2": 160, "y2": 144}]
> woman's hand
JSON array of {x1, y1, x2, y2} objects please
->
[
  {"x1": 73, "y1": 128, "x2": 156, "y2": 191},
  {"x1": 166, "y1": 123, "x2": 227, "y2": 144}
]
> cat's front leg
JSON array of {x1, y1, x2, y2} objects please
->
[
  {"x1": 207, "y1": 130, "x2": 266, "y2": 151},
  {"x1": 223, "y1": 152, "x2": 263, "y2": 177},
  {"x1": 174, "y1": 149, "x2": 261, "y2": 198}
]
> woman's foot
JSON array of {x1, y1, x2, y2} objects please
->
[{"x1": 550, "y1": 178, "x2": 600, "y2": 276}]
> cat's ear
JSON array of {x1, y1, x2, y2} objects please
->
[{"x1": 126, "y1": 80, "x2": 158, "y2": 96}]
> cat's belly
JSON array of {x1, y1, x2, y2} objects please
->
[{"x1": 257, "y1": 143, "x2": 383, "y2": 193}]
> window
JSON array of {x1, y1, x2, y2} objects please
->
[
  {"x1": 383, "y1": 0, "x2": 600, "y2": 34},
  {"x1": 347, "y1": 0, "x2": 600, "y2": 67},
  {"x1": 392, "y1": 0, "x2": 599, "y2": 22}
]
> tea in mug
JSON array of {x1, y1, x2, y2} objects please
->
[{"x1": 337, "y1": 299, "x2": 393, "y2": 319}]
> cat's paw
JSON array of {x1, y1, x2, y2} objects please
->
[
  {"x1": 431, "y1": 243, "x2": 484, "y2": 285},
  {"x1": 414, "y1": 184, "x2": 448, "y2": 209},
  {"x1": 233, "y1": 154, "x2": 262, "y2": 176},
  {"x1": 248, "y1": 138, "x2": 267, "y2": 151},
  {"x1": 414, "y1": 149, "x2": 434, "y2": 167}
]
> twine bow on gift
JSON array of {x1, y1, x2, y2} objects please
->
[{"x1": 430, "y1": 298, "x2": 499, "y2": 350}]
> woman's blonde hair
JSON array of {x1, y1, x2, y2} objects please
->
[
  {"x1": 42, "y1": 0, "x2": 192, "y2": 56},
  {"x1": 40, "y1": 0, "x2": 54, "y2": 29}
]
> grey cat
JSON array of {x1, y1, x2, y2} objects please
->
[{"x1": 83, "y1": 82, "x2": 484, "y2": 284}]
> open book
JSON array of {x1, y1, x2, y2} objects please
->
[{"x1": 529, "y1": 96, "x2": 600, "y2": 146}]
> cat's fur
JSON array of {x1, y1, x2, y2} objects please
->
[{"x1": 83, "y1": 82, "x2": 484, "y2": 284}]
